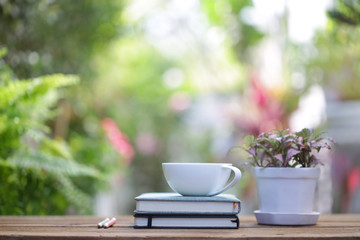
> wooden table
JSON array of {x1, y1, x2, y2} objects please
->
[{"x1": 0, "y1": 215, "x2": 359, "y2": 239}]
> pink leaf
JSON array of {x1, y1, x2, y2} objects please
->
[
  {"x1": 274, "y1": 154, "x2": 283, "y2": 162},
  {"x1": 247, "y1": 147, "x2": 257, "y2": 157},
  {"x1": 286, "y1": 148, "x2": 300, "y2": 161}
]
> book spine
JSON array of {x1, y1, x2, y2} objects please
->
[{"x1": 133, "y1": 214, "x2": 239, "y2": 229}]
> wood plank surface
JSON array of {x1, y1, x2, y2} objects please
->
[{"x1": 0, "y1": 214, "x2": 359, "y2": 239}]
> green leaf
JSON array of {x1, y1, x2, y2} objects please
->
[
  {"x1": 244, "y1": 135, "x2": 255, "y2": 146},
  {"x1": 54, "y1": 172, "x2": 93, "y2": 214},
  {"x1": 0, "y1": 74, "x2": 78, "y2": 109},
  {"x1": 40, "y1": 139, "x2": 74, "y2": 161},
  {"x1": 296, "y1": 128, "x2": 311, "y2": 139},
  {"x1": 311, "y1": 129, "x2": 325, "y2": 141},
  {"x1": 0, "y1": 47, "x2": 7, "y2": 59},
  {"x1": 272, "y1": 129, "x2": 288, "y2": 136},
  {"x1": 10, "y1": 152, "x2": 103, "y2": 179}
]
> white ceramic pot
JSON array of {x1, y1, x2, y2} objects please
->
[{"x1": 253, "y1": 167, "x2": 320, "y2": 213}]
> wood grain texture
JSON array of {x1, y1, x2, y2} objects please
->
[{"x1": 0, "y1": 215, "x2": 359, "y2": 239}]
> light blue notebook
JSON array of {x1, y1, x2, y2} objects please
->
[{"x1": 134, "y1": 192, "x2": 241, "y2": 215}]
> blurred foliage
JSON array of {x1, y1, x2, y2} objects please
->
[
  {"x1": 295, "y1": 0, "x2": 360, "y2": 101},
  {"x1": 201, "y1": 0, "x2": 264, "y2": 62},
  {"x1": 90, "y1": 35, "x2": 184, "y2": 196},
  {"x1": 328, "y1": 0, "x2": 360, "y2": 26},
  {"x1": 0, "y1": 48, "x2": 104, "y2": 214},
  {"x1": 0, "y1": 0, "x2": 124, "y2": 215},
  {"x1": 0, "y1": 0, "x2": 121, "y2": 79}
]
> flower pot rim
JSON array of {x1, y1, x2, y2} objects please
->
[
  {"x1": 253, "y1": 166, "x2": 320, "y2": 179},
  {"x1": 253, "y1": 166, "x2": 320, "y2": 169}
]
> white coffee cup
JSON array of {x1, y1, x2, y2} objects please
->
[{"x1": 162, "y1": 163, "x2": 242, "y2": 196}]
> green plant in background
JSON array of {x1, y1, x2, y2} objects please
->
[
  {"x1": 91, "y1": 37, "x2": 183, "y2": 196},
  {"x1": 0, "y1": 0, "x2": 122, "y2": 79},
  {"x1": 294, "y1": 0, "x2": 360, "y2": 101},
  {"x1": 328, "y1": 0, "x2": 360, "y2": 26},
  {"x1": 201, "y1": 0, "x2": 264, "y2": 63},
  {"x1": 0, "y1": 48, "x2": 104, "y2": 214},
  {"x1": 0, "y1": 0, "x2": 125, "y2": 214}
]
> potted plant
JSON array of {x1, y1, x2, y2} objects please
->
[{"x1": 238, "y1": 128, "x2": 334, "y2": 225}]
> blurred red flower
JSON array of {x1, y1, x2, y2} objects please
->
[
  {"x1": 348, "y1": 167, "x2": 360, "y2": 197},
  {"x1": 101, "y1": 117, "x2": 135, "y2": 165}
]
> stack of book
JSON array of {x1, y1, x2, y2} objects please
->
[{"x1": 133, "y1": 192, "x2": 241, "y2": 229}]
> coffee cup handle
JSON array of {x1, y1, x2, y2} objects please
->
[{"x1": 207, "y1": 165, "x2": 242, "y2": 196}]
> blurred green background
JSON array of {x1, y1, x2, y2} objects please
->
[{"x1": 1, "y1": 0, "x2": 359, "y2": 215}]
